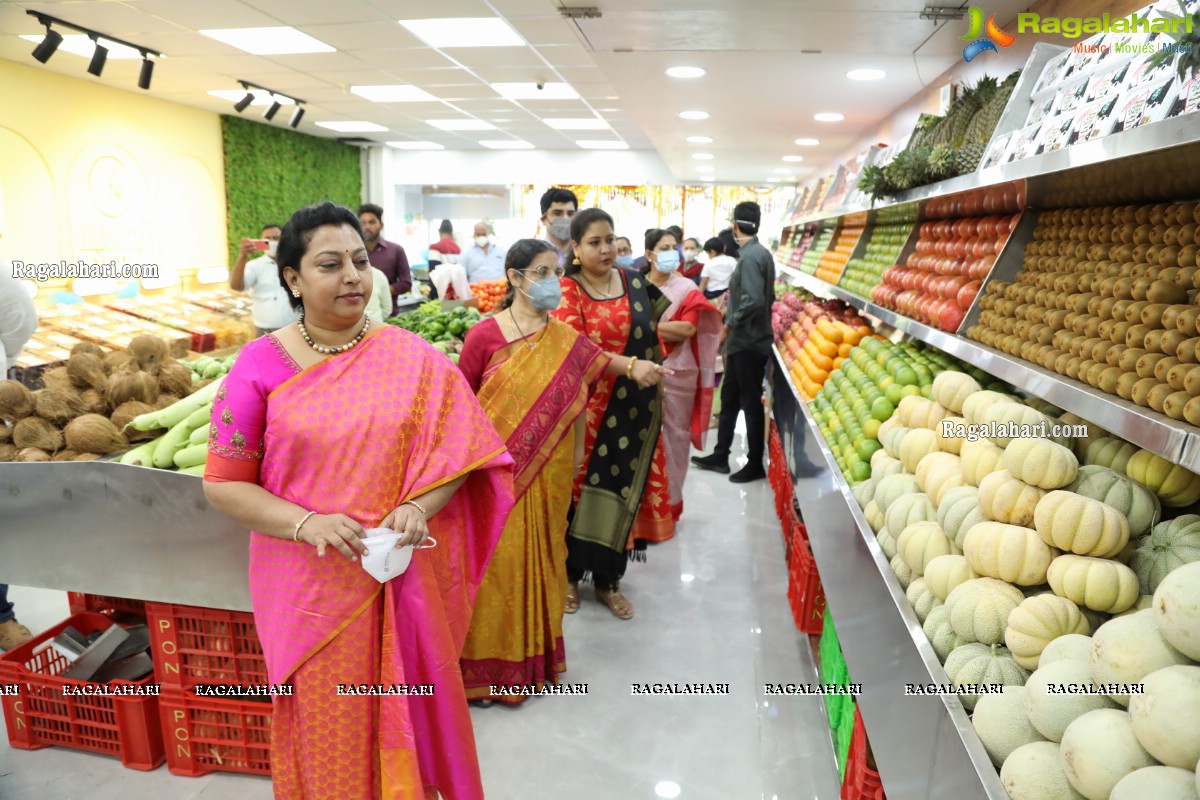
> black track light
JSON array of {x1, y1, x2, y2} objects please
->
[
  {"x1": 263, "y1": 99, "x2": 282, "y2": 121},
  {"x1": 31, "y1": 26, "x2": 62, "y2": 63},
  {"x1": 87, "y1": 38, "x2": 108, "y2": 77},
  {"x1": 234, "y1": 91, "x2": 254, "y2": 113},
  {"x1": 138, "y1": 56, "x2": 154, "y2": 90},
  {"x1": 289, "y1": 106, "x2": 305, "y2": 128}
]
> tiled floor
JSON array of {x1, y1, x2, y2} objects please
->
[{"x1": 0, "y1": 434, "x2": 840, "y2": 800}]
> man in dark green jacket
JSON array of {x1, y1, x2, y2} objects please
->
[{"x1": 692, "y1": 201, "x2": 775, "y2": 483}]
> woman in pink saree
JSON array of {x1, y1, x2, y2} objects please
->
[
  {"x1": 642, "y1": 229, "x2": 722, "y2": 521},
  {"x1": 204, "y1": 202, "x2": 514, "y2": 800}
]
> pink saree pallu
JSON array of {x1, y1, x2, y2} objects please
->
[
  {"x1": 658, "y1": 275, "x2": 722, "y2": 519},
  {"x1": 207, "y1": 327, "x2": 514, "y2": 800}
]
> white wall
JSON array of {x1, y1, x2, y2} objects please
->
[{"x1": 381, "y1": 147, "x2": 676, "y2": 186}]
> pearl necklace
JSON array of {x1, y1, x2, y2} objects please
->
[{"x1": 298, "y1": 313, "x2": 370, "y2": 355}]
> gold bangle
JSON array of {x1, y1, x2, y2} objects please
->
[
  {"x1": 293, "y1": 510, "x2": 316, "y2": 543},
  {"x1": 626, "y1": 356, "x2": 637, "y2": 379},
  {"x1": 403, "y1": 499, "x2": 428, "y2": 517}
]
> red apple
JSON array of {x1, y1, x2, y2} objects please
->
[
  {"x1": 957, "y1": 280, "x2": 981, "y2": 309},
  {"x1": 939, "y1": 302, "x2": 965, "y2": 332}
]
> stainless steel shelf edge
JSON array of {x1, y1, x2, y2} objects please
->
[
  {"x1": 771, "y1": 348, "x2": 1008, "y2": 800},
  {"x1": 0, "y1": 462, "x2": 253, "y2": 611}
]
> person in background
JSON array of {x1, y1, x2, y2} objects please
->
[
  {"x1": 615, "y1": 237, "x2": 634, "y2": 268},
  {"x1": 358, "y1": 203, "x2": 412, "y2": 316},
  {"x1": 461, "y1": 222, "x2": 507, "y2": 283},
  {"x1": 540, "y1": 187, "x2": 578, "y2": 267},
  {"x1": 204, "y1": 201, "x2": 513, "y2": 799},
  {"x1": 699, "y1": 236, "x2": 738, "y2": 302},
  {"x1": 717, "y1": 227, "x2": 741, "y2": 261},
  {"x1": 552, "y1": 209, "x2": 670, "y2": 620},
  {"x1": 631, "y1": 228, "x2": 652, "y2": 274},
  {"x1": 680, "y1": 237, "x2": 704, "y2": 283},
  {"x1": 642, "y1": 230, "x2": 722, "y2": 522},
  {"x1": 230, "y1": 224, "x2": 299, "y2": 337},
  {"x1": 364, "y1": 266, "x2": 393, "y2": 322},
  {"x1": 0, "y1": 271, "x2": 38, "y2": 651},
  {"x1": 427, "y1": 219, "x2": 461, "y2": 269},
  {"x1": 457, "y1": 240, "x2": 610, "y2": 705},
  {"x1": 692, "y1": 202, "x2": 775, "y2": 484},
  {"x1": 666, "y1": 225, "x2": 684, "y2": 255}
]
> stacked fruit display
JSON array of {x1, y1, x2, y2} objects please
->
[
  {"x1": 839, "y1": 205, "x2": 918, "y2": 299},
  {"x1": 968, "y1": 201, "x2": 1200, "y2": 425},
  {"x1": 811, "y1": 339, "x2": 972, "y2": 483},
  {"x1": 468, "y1": 280, "x2": 508, "y2": 313},
  {"x1": 846, "y1": 370, "x2": 1200, "y2": 800},
  {"x1": 871, "y1": 187, "x2": 1024, "y2": 332},
  {"x1": 773, "y1": 290, "x2": 873, "y2": 401},
  {"x1": 813, "y1": 214, "x2": 867, "y2": 284},
  {"x1": 797, "y1": 227, "x2": 836, "y2": 276}
]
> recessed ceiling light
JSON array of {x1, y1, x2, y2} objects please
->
[
  {"x1": 20, "y1": 34, "x2": 140, "y2": 59},
  {"x1": 692, "y1": 153, "x2": 713, "y2": 160},
  {"x1": 814, "y1": 112, "x2": 844, "y2": 122},
  {"x1": 686, "y1": 136, "x2": 713, "y2": 144},
  {"x1": 315, "y1": 121, "x2": 388, "y2": 132},
  {"x1": 386, "y1": 141, "x2": 445, "y2": 150},
  {"x1": 767, "y1": 177, "x2": 782, "y2": 183},
  {"x1": 479, "y1": 140, "x2": 535, "y2": 149},
  {"x1": 696, "y1": 165, "x2": 714, "y2": 172},
  {"x1": 782, "y1": 155, "x2": 805, "y2": 162},
  {"x1": 200, "y1": 26, "x2": 334, "y2": 55},
  {"x1": 678, "y1": 110, "x2": 709, "y2": 120},
  {"x1": 208, "y1": 89, "x2": 295, "y2": 106},
  {"x1": 666, "y1": 66, "x2": 705, "y2": 78},
  {"x1": 543, "y1": 118, "x2": 609, "y2": 130},
  {"x1": 775, "y1": 168, "x2": 793, "y2": 174},
  {"x1": 426, "y1": 118, "x2": 497, "y2": 131},
  {"x1": 492, "y1": 82, "x2": 578, "y2": 100},
  {"x1": 794, "y1": 138, "x2": 820, "y2": 146},
  {"x1": 576, "y1": 140, "x2": 629, "y2": 149},
  {"x1": 847, "y1": 68, "x2": 886, "y2": 81},
  {"x1": 398, "y1": 18, "x2": 525, "y2": 48},
  {"x1": 351, "y1": 85, "x2": 438, "y2": 102}
]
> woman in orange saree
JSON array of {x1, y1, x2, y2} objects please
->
[
  {"x1": 204, "y1": 202, "x2": 514, "y2": 800},
  {"x1": 457, "y1": 240, "x2": 609, "y2": 703}
]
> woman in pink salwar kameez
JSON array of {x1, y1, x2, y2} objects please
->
[{"x1": 204, "y1": 202, "x2": 514, "y2": 800}]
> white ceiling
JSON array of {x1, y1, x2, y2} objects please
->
[{"x1": 0, "y1": 0, "x2": 1032, "y2": 185}]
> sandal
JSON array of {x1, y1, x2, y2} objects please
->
[
  {"x1": 565, "y1": 581, "x2": 580, "y2": 614},
  {"x1": 595, "y1": 588, "x2": 634, "y2": 620}
]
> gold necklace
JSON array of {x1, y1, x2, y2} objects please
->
[
  {"x1": 509, "y1": 308, "x2": 548, "y2": 349},
  {"x1": 579, "y1": 268, "x2": 616, "y2": 299},
  {"x1": 298, "y1": 313, "x2": 370, "y2": 355}
]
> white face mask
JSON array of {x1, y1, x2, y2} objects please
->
[
  {"x1": 475, "y1": 235, "x2": 489, "y2": 247},
  {"x1": 266, "y1": 240, "x2": 279, "y2": 258}
]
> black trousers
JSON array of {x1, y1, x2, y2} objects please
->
[{"x1": 713, "y1": 349, "x2": 769, "y2": 464}]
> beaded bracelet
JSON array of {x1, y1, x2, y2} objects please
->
[{"x1": 293, "y1": 510, "x2": 316, "y2": 543}]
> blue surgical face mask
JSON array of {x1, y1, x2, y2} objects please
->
[
  {"x1": 654, "y1": 249, "x2": 681, "y2": 273},
  {"x1": 521, "y1": 275, "x2": 563, "y2": 312},
  {"x1": 615, "y1": 255, "x2": 633, "y2": 267}
]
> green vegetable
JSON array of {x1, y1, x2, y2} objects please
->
[
  {"x1": 119, "y1": 438, "x2": 161, "y2": 466},
  {"x1": 177, "y1": 464, "x2": 207, "y2": 476},
  {"x1": 152, "y1": 406, "x2": 212, "y2": 469},
  {"x1": 173, "y1": 443, "x2": 210, "y2": 469},
  {"x1": 129, "y1": 378, "x2": 222, "y2": 431},
  {"x1": 188, "y1": 424, "x2": 209, "y2": 446}
]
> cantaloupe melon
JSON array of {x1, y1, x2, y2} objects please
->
[
  {"x1": 899, "y1": 427, "x2": 940, "y2": 473},
  {"x1": 963, "y1": 521, "x2": 1056, "y2": 586},
  {"x1": 874, "y1": 474, "x2": 922, "y2": 513},
  {"x1": 923, "y1": 554, "x2": 978, "y2": 601},
  {"x1": 890, "y1": 553, "x2": 915, "y2": 589},
  {"x1": 1059, "y1": 709, "x2": 1157, "y2": 800},
  {"x1": 1047, "y1": 554, "x2": 1140, "y2": 613},
  {"x1": 1113, "y1": 595, "x2": 1153, "y2": 618},
  {"x1": 1039, "y1": 633, "x2": 1093, "y2": 666},
  {"x1": 1127, "y1": 449, "x2": 1200, "y2": 508},
  {"x1": 870, "y1": 450, "x2": 904, "y2": 479},
  {"x1": 1085, "y1": 436, "x2": 1139, "y2": 473},
  {"x1": 1152, "y1": 561, "x2": 1200, "y2": 661},
  {"x1": 943, "y1": 642, "x2": 1029, "y2": 710},
  {"x1": 1023, "y1": 658, "x2": 1118, "y2": 742},
  {"x1": 1110, "y1": 767, "x2": 1199, "y2": 800},
  {"x1": 932, "y1": 370, "x2": 982, "y2": 414},
  {"x1": 981, "y1": 403, "x2": 1058, "y2": 448},
  {"x1": 961, "y1": 439, "x2": 1007, "y2": 487},
  {"x1": 962, "y1": 389, "x2": 1018, "y2": 425},
  {"x1": 876, "y1": 526, "x2": 899, "y2": 561},
  {"x1": 972, "y1": 685, "x2": 1046, "y2": 767},
  {"x1": 979, "y1": 470, "x2": 1047, "y2": 527},
  {"x1": 1069, "y1": 464, "x2": 1161, "y2": 538},
  {"x1": 905, "y1": 577, "x2": 943, "y2": 624},
  {"x1": 945, "y1": 577, "x2": 1024, "y2": 645},
  {"x1": 922, "y1": 605, "x2": 965, "y2": 663},
  {"x1": 884, "y1": 492, "x2": 937, "y2": 538},
  {"x1": 1034, "y1": 490, "x2": 1130, "y2": 558},
  {"x1": 1128, "y1": 665, "x2": 1200, "y2": 770},
  {"x1": 864, "y1": 500, "x2": 884, "y2": 533},
  {"x1": 935, "y1": 415, "x2": 966, "y2": 455},
  {"x1": 1132, "y1": 515, "x2": 1200, "y2": 594},
  {"x1": 1090, "y1": 610, "x2": 1191, "y2": 707},
  {"x1": 1004, "y1": 438, "x2": 1079, "y2": 490},
  {"x1": 851, "y1": 477, "x2": 877, "y2": 509},
  {"x1": 1005, "y1": 594, "x2": 1090, "y2": 670},
  {"x1": 897, "y1": 520, "x2": 957, "y2": 575},
  {"x1": 1001, "y1": 741, "x2": 1085, "y2": 800},
  {"x1": 881, "y1": 424, "x2": 909, "y2": 459}
]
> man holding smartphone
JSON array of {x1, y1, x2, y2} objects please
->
[{"x1": 229, "y1": 223, "x2": 299, "y2": 337}]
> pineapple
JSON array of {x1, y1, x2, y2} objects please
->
[
  {"x1": 963, "y1": 73, "x2": 1017, "y2": 147},
  {"x1": 928, "y1": 144, "x2": 957, "y2": 182},
  {"x1": 907, "y1": 114, "x2": 944, "y2": 152},
  {"x1": 884, "y1": 147, "x2": 932, "y2": 191},
  {"x1": 953, "y1": 143, "x2": 987, "y2": 175}
]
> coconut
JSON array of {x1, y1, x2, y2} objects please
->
[
  {"x1": 0, "y1": 442, "x2": 16, "y2": 462},
  {"x1": 40, "y1": 367, "x2": 76, "y2": 394},
  {"x1": 51, "y1": 449, "x2": 81, "y2": 462},
  {"x1": 67, "y1": 353, "x2": 107, "y2": 391},
  {"x1": 106, "y1": 369, "x2": 160, "y2": 407},
  {"x1": 0, "y1": 380, "x2": 35, "y2": 422},
  {"x1": 127, "y1": 334, "x2": 169, "y2": 374},
  {"x1": 70, "y1": 342, "x2": 105, "y2": 360},
  {"x1": 12, "y1": 417, "x2": 63, "y2": 452},
  {"x1": 103, "y1": 351, "x2": 136, "y2": 374},
  {"x1": 156, "y1": 360, "x2": 195, "y2": 397},
  {"x1": 72, "y1": 453, "x2": 100, "y2": 462},
  {"x1": 0, "y1": 424, "x2": 9, "y2": 443},
  {"x1": 154, "y1": 393, "x2": 181, "y2": 410},
  {"x1": 78, "y1": 389, "x2": 109, "y2": 415},
  {"x1": 15, "y1": 447, "x2": 51, "y2": 462},
  {"x1": 34, "y1": 389, "x2": 87, "y2": 425},
  {"x1": 64, "y1": 414, "x2": 128, "y2": 454},
  {"x1": 111, "y1": 400, "x2": 159, "y2": 441}
]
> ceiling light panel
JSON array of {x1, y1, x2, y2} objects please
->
[
  {"x1": 782, "y1": 155, "x2": 805, "y2": 162},
  {"x1": 350, "y1": 85, "x2": 439, "y2": 102},
  {"x1": 426, "y1": 118, "x2": 497, "y2": 131},
  {"x1": 199, "y1": 27, "x2": 335, "y2": 55},
  {"x1": 794, "y1": 138, "x2": 820, "y2": 146},
  {"x1": 678, "y1": 110, "x2": 709, "y2": 120},
  {"x1": 814, "y1": 112, "x2": 844, "y2": 122},
  {"x1": 315, "y1": 121, "x2": 388, "y2": 132},
  {"x1": 686, "y1": 136, "x2": 713, "y2": 144},
  {"x1": 479, "y1": 140, "x2": 535, "y2": 149},
  {"x1": 576, "y1": 140, "x2": 628, "y2": 150},
  {"x1": 398, "y1": 18, "x2": 525, "y2": 48},
  {"x1": 542, "y1": 118, "x2": 609, "y2": 130},
  {"x1": 665, "y1": 66, "x2": 705, "y2": 78},
  {"x1": 386, "y1": 141, "x2": 446, "y2": 150}
]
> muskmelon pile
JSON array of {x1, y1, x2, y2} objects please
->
[
  {"x1": 849, "y1": 369, "x2": 1200, "y2": 799},
  {"x1": 0, "y1": 335, "x2": 193, "y2": 462}
]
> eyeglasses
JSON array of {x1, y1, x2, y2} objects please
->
[{"x1": 525, "y1": 265, "x2": 566, "y2": 279}]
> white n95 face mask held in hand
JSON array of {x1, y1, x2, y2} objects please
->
[{"x1": 359, "y1": 527, "x2": 437, "y2": 583}]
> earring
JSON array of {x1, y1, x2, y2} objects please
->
[
  {"x1": 572, "y1": 256, "x2": 581, "y2": 265},
  {"x1": 291, "y1": 288, "x2": 301, "y2": 298}
]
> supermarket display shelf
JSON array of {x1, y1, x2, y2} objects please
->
[
  {"x1": 0, "y1": 462, "x2": 252, "y2": 611},
  {"x1": 770, "y1": 347, "x2": 1006, "y2": 800},
  {"x1": 778, "y1": 266, "x2": 1200, "y2": 472}
]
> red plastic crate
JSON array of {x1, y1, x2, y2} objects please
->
[
  {"x1": 158, "y1": 686, "x2": 272, "y2": 777},
  {"x1": 787, "y1": 537, "x2": 826, "y2": 635},
  {"x1": 67, "y1": 593, "x2": 147, "y2": 619},
  {"x1": 0, "y1": 612, "x2": 164, "y2": 770},
  {"x1": 145, "y1": 603, "x2": 268, "y2": 690},
  {"x1": 842, "y1": 706, "x2": 885, "y2": 800}
]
